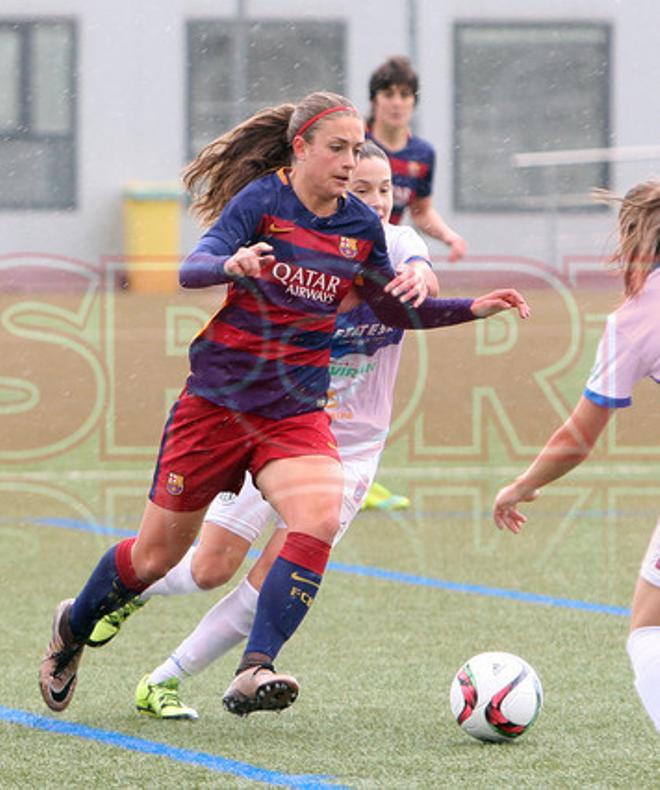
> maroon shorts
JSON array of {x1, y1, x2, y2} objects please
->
[{"x1": 149, "y1": 389, "x2": 340, "y2": 512}]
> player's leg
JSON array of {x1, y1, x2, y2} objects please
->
[
  {"x1": 132, "y1": 479, "x2": 279, "y2": 718},
  {"x1": 147, "y1": 475, "x2": 273, "y2": 597},
  {"x1": 149, "y1": 451, "x2": 370, "y2": 683},
  {"x1": 154, "y1": 526, "x2": 287, "y2": 679},
  {"x1": 86, "y1": 483, "x2": 269, "y2": 648},
  {"x1": 39, "y1": 501, "x2": 205, "y2": 712},
  {"x1": 141, "y1": 453, "x2": 375, "y2": 719},
  {"x1": 626, "y1": 519, "x2": 660, "y2": 732},
  {"x1": 223, "y1": 452, "x2": 344, "y2": 715},
  {"x1": 87, "y1": 521, "x2": 253, "y2": 648},
  {"x1": 85, "y1": 394, "x2": 263, "y2": 648},
  {"x1": 136, "y1": 527, "x2": 287, "y2": 720},
  {"x1": 39, "y1": 390, "x2": 248, "y2": 712}
]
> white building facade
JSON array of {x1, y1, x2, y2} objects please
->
[{"x1": 1, "y1": 0, "x2": 659, "y2": 270}]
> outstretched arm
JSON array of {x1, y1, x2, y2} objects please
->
[
  {"x1": 493, "y1": 396, "x2": 613, "y2": 533},
  {"x1": 357, "y1": 267, "x2": 529, "y2": 329}
]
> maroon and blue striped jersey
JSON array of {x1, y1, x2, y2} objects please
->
[
  {"x1": 366, "y1": 131, "x2": 435, "y2": 225},
  {"x1": 183, "y1": 169, "x2": 394, "y2": 419}
]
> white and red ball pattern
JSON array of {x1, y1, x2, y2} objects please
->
[{"x1": 449, "y1": 652, "x2": 543, "y2": 743}]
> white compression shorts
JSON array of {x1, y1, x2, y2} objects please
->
[
  {"x1": 204, "y1": 452, "x2": 380, "y2": 547},
  {"x1": 640, "y1": 518, "x2": 660, "y2": 588}
]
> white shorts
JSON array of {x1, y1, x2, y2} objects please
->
[
  {"x1": 640, "y1": 518, "x2": 660, "y2": 588},
  {"x1": 204, "y1": 452, "x2": 380, "y2": 547}
]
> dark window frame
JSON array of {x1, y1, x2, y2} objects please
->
[
  {"x1": 0, "y1": 17, "x2": 77, "y2": 211},
  {"x1": 452, "y1": 20, "x2": 612, "y2": 213}
]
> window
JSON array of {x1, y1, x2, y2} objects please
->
[
  {"x1": 454, "y1": 23, "x2": 611, "y2": 211},
  {"x1": 187, "y1": 19, "x2": 346, "y2": 158},
  {"x1": 0, "y1": 19, "x2": 76, "y2": 210}
]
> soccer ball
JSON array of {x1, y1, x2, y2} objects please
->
[{"x1": 449, "y1": 651, "x2": 543, "y2": 743}]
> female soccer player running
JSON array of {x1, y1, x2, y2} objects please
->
[
  {"x1": 493, "y1": 180, "x2": 660, "y2": 733},
  {"x1": 40, "y1": 91, "x2": 527, "y2": 716},
  {"x1": 86, "y1": 142, "x2": 528, "y2": 720}
]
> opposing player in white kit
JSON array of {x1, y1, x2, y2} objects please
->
[
  {"x1": 88, "y1": 142, "x2": 528, "y2": 719},
  {"x1": 494, "y1": 180, "x2": 660, "y2": 733}
]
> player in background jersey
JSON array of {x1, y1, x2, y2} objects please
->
[
  {"x1": 367, "y1": 56, "x2": 466, "y2": 259},
  {"x1": 493, "y1": 181, "x2": 660, "y2": 733},
  {"x1": 40, "y1": 91, "x2": 527, "y2": 718},
  {"x1": 364, "y1": 55, "x2": 468, "y2": 510},
  {"x1": 85, "y1": 141, "x2": 527, "y2": 720}
]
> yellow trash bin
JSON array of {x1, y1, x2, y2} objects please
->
[{"x1": 123, "y1": 181, "x2": 181, "y2": 293}]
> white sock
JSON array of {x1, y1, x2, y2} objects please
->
[
  {"x1": 148, "y1": 576, "x2": 259, "y2": 684},
  {"x1": 626, "y1": 626, "x2": 660, "y2": 732},
  {"x1": 140, "y1": 546, "x2": 202, "y2": 601}
]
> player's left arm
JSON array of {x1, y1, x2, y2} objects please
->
[
  {"x1": 408, "y1": 196, "x2": 467, "y2": 262},
  {"x1": 493, "y1": 396, "x2": 613, "y2": 533},
  {"x1": 357, "y1": 223, "x2": 528, "y2": 328}
]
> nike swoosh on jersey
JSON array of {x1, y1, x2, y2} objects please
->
[
  {"x1": 290, "y1": 571, "x2": 321, "y2": 589},
  {"x1": 268, "y1": 223, "x2": 294, "y2": 233}
]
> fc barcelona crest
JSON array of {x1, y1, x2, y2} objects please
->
[
  {"x1": 339, "y1": 236, "x2": 358, "y2": 259},
  {"x1": 166, "y1": 472, "x2": 185, "y2": 496},
  {"x1": 408, "y1": 160, "x2": 421, "y2": 177}
]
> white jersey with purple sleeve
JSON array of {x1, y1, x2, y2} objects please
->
[
  {"x1": 584, "y1": 269, "x2": 660, "y2": 408},
  {"x1": 327, "y1": 223, "x2": 431, "y2": 459}
]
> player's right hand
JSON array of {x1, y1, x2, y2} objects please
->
[
  {"x1": 493, "y1": 481, "x2": 539, "y2": 533},
  {"x1": 225, "y1": 242, "x2": 275, "y2": 277},
  {"x1": 470, "y1": 289, "x2": 530, "y2": 319}
]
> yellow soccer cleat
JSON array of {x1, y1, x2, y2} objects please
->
[
  {"x1": 86, "y1": 597, "x2": 146, "y2": 647},
  {"x1": 135, "y1": 674, "x2": 199, "y2": 721},
  {"x1": 361, "y1": 481, "x2": 411, "y2": 511}
]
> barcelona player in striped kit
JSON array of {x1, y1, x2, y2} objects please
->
[
  {"x1": 40, "y1": 92, "x2": 527, "y2": 716},
  {"x1": 494, "y1": 181, "x2": 660, "y2": 733},
  {"x1": 83, "y1": 141, "x2": 526, "y2": 721},
  {"x1": 86, "y1": 141, "x2": 438, "y2": 718},
  {"x1": 366, "y1": 56, "x2": 466, "y2": 260}
]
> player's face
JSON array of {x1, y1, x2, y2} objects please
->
[
  {"x1": 372, "y1": 84, "x2": 415, "y2": 130},
  {"x1": 349, "y1": 157, "x2": 393, "y2": 223},
  {"x1": 296, "y1": 115, "x2": 365, "y2": 201}
]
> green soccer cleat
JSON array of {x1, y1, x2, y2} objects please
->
[
  {"x1": 360, "y1": 480, "x2": 411, "y2": 511},
  {"x1": 86, "y1": 597, "x2": 146, "y2": 647},
  {"x1": 135, "y1": 674, "x2": 199, "y2": 721}
]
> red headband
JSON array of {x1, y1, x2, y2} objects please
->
[{"x1": 294, "y1": 105, "x2": 355, "y2": 139}]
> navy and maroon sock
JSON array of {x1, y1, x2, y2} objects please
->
[
  {"x1": 68, "y1": 538, "x2": 149, "y2": 642},
  {"x1": 238, "y1": 531, "x2": 331, "y2": 671}
]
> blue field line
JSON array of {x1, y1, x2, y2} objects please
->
[
  {"x1": 0, "y1": 706, "x2": 345, "y2": 789},
  {"x1": 29, "y1": 516, "x2": 136, "y2": 537},
  {"x1": 27, "y1": 517, "x2": 631, "y2": 618},
  {"x1": 326, "y1": 561, "x2": 631, "y2": 617}
]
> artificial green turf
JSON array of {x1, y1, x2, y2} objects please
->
[{"x1": 2, "y1": 521, "x2": 658, "y2": 788}]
